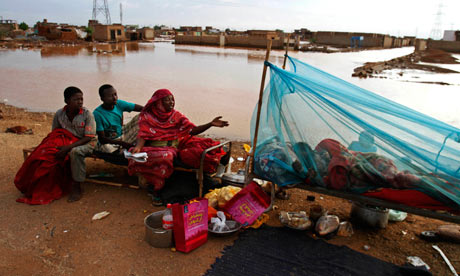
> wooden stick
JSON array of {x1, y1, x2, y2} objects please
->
[
  {"x1": 282, "y1": 33, "x2": 290, "y2": 69},
  {"x1": 251, "y1": 39, "x2": 273, "y2": 173},
  {"x1": 86, "y1": 178, "x2": 140, "y2": 189}
]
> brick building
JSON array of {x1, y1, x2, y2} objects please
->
[
  {"x1": 0, "y1": 19, "x2": 18, "y2": 36},
  {"x1": 89, "y1": 20, "x2": 125, "y2": 42},
  {"x1": 36, "y1": 19, "x2": 78, "y2": 40}
]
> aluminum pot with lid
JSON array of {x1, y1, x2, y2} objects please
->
[{"x1": 221, "y1": 169, "x2": 246, "y2": 186}]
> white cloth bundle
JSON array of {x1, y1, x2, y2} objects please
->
[
  {"x1": 123, "y1": 149, "x2": 148, "y2": 163},
  {"x1": 211, "y1": 211, "x2": 230, "y2": 232}
]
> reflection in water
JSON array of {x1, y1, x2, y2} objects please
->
[
  {"x1": 2, "y1": 43, "x2": 460, "y2": 139},
  {"x1": 175, "y1": 47, "x2": 266, "y2": 60},
  {"x1": 39, "y1": 42, "x2": 149, "y2": 58},
  {"x1": 126, "y1": 42, "x2": 139, "y2": 52},
  {"x1": 96, "y1": 55, "x2": 112, "y2": 73},
  {"x1": 93, "y1": 43, "x2": 126, "y2": 55},
  {"x1": 174, "y1": 46, "x2": 281, "y2": 65},
  {"x1": 137, "y1": 43, "x2": 155, "y2": 51},
  {"x1": 41, "y1": 45, "x2": 88, "y2": 57},
  {"x1": 175, "y1": 47, "x2": 248, "y2": 59}
]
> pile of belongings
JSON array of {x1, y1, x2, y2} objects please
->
[{"x1": 278, "y1": 204, "x2": 354, "y2": 238}]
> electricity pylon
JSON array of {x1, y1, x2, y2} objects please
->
[
  {"x1": 429, "y1": 1, "x2": 444, "y2": 40},
  {"x1": 92, "y1": 0, "x2": 111, "y2": 25}
]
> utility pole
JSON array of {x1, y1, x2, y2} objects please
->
[
  {"x1": 120, "y1": 3, "x2": 123, "y2": 25},
  {"x1": 92, "y1": 0, "x2": 111, "y2": 25}
]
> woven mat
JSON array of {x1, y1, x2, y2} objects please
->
[{"x1": 204, "y1": 226, "x2": 431, "y2": 276}]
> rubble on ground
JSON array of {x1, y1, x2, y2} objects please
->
[{"x1": 352, "y1": 49, "x2": 459, "y2": 79}]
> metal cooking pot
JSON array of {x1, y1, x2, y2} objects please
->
[
  {"x1": 221, "y1": 169, "x2": 246, "y2": 186},
  {"x1": 350, "y1": 202, "x2": 389, "y2": 228},
  {"x1": 144, "y1": 211, "x2": 173, "y2": 248}
]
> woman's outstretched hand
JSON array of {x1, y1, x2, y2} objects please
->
[
  {"x1": 211, "y1": 116, "x2": 229, "y2": 128},
  {"x1": 190, "y1": 116, "x2": 229, "y2": 135}
]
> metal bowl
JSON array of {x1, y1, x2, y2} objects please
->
[
  {"x1": 144, "y1": 211, "x2": 173, "y2": 248},
  {"x1": 208, "y1": 220, "x2": 242, "y2": 236},
  {"x1": 350, "y1": 202, "x2": 389, "y2": 228}
]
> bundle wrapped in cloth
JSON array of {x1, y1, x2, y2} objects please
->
[
  {"x1": 279, "y1": 211, "x2": 312, "y2": 230},
  {"x1": 210, "y1": 211, "x2": 230, "y2": 232}
]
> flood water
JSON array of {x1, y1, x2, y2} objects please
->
[{"x1": 1, "y1": 42, "x2": 459, "y2": 140}]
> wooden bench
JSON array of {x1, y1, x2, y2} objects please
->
[
  {"x1": 22, "y1": 140, "x2": 232, "y2": 197},
  {"x1": 22, "y1": 147, "x2": 140, "y2": 189}
]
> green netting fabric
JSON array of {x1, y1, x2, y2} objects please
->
[{"x1": 251, "y1": 56, "x2": 460, "y2": 209}]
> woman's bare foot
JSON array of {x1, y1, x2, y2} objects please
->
[{"x1": 68, "y1": 182, "x2": 82, "y2": 202}]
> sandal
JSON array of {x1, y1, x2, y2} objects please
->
[
  {"x1": 151, "y1": 195, "x2": 164, "y2": 207},
  {"x1": 420, "y1": 231, "x2": 439, "y2": 242},
  {"x1": 148, "y1": 187, "x2": 163, "y2": 207}
]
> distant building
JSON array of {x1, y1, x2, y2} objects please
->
[
  {"x1": 428, "y1": 31, "x2": 460, "y2": 53},
  {"x1": 0, "y1": 19, "x2": 18, "y2": 36},
  {"x1": 125, "y1": 28, "x2": 140, "y2": 40},
  {"x1": 176, "y1": 26, "x2": 202, "y2": 36},
  {"x1": 123, "y1": 27, "x2": 155, "y2": 41},
  {"x1": 153, "y1": 27, "x2": 175, "y2": 39},
  {"x1": 90, "y1": 20, "x2": 125, "y2": 42},
  {"x1": 403, "y1": 36, "x2": 416, "y2": 46},
  {"x1": 443, "y1": 30, "x2": 460, "y2": 41},
  {"x1": 294, "y1": 28, "x2": 313, "y2": 40},
  {"x1": 315, "y1": 31, "x2": 394, "y2": 48},
  {"x1": 247, "y1": 30, "x2": 280, "y2": 39},
  {"x1": 140, "y1": 27, "x2": 154, "y2": 40},
  {"x1": 204, "y1": 26, "x2": 220, "y2": 35},
  {"x1": 9, "y1": 29, "x2": 26, "y2": 38},
  {"x1": 36, "y1": 19, "x2": 78, "y2": 40},
  {"x1": 225, "y1": 30, "x2": 246, "y2": 36}
]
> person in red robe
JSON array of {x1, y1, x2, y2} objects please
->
[
  {"x1": 128, "y1": 89, "x2": 229, "y2": 203},
  {"x1": 312, "y1": 139, "x2": 457, "y2": 211},
  {"x1": 15, "y1": 86, "x2": 97, "y2": 204}
]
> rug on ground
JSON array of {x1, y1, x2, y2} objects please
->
[{"x1": 204, "y1": 226, "x2": 431, "y2": 276}]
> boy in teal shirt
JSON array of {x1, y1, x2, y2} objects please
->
[{"x1": 93, "y1": 84, "x2": 143, "y2": 152}]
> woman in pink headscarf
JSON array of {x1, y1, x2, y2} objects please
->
[{"x1": 128, "y1": 89, "x2": 229, "y2": 196}]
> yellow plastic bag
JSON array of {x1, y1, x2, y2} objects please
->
[
  {"x1": 204, "y1": 189, "x2": 219, "y2": 209},
  {"x1": 217, "y1": 186, "x2": 242, "y2": 209},
  {"x1": 243, "y1": 144, "x2": 251, "y2": 153},
  {"x1": 204, "y1": 186, "x2": 242, "y2": 209}
]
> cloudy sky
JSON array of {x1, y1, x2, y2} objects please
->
[{"x1": 1, "y1": 0, "x2": 459, "y2": 38}]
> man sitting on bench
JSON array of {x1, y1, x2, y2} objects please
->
[
  {"x1": 15, "y1": 86, "x2": 97, "y2": 204},
  {"x1": 93, "y1": 84, "x2": 143, "y2": 154}
]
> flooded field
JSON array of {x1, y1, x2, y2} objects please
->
[{"x1": 1, "y1": 42, "x2": 459, "y2": 139}]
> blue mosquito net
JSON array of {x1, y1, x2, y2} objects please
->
[{"x1": 251, "y1": 56, "x2": 460, "y2": 209}]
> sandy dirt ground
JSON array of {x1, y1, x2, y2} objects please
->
[{"x1": 0, "y1": 103, "x2": 459, "y2": 276}]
